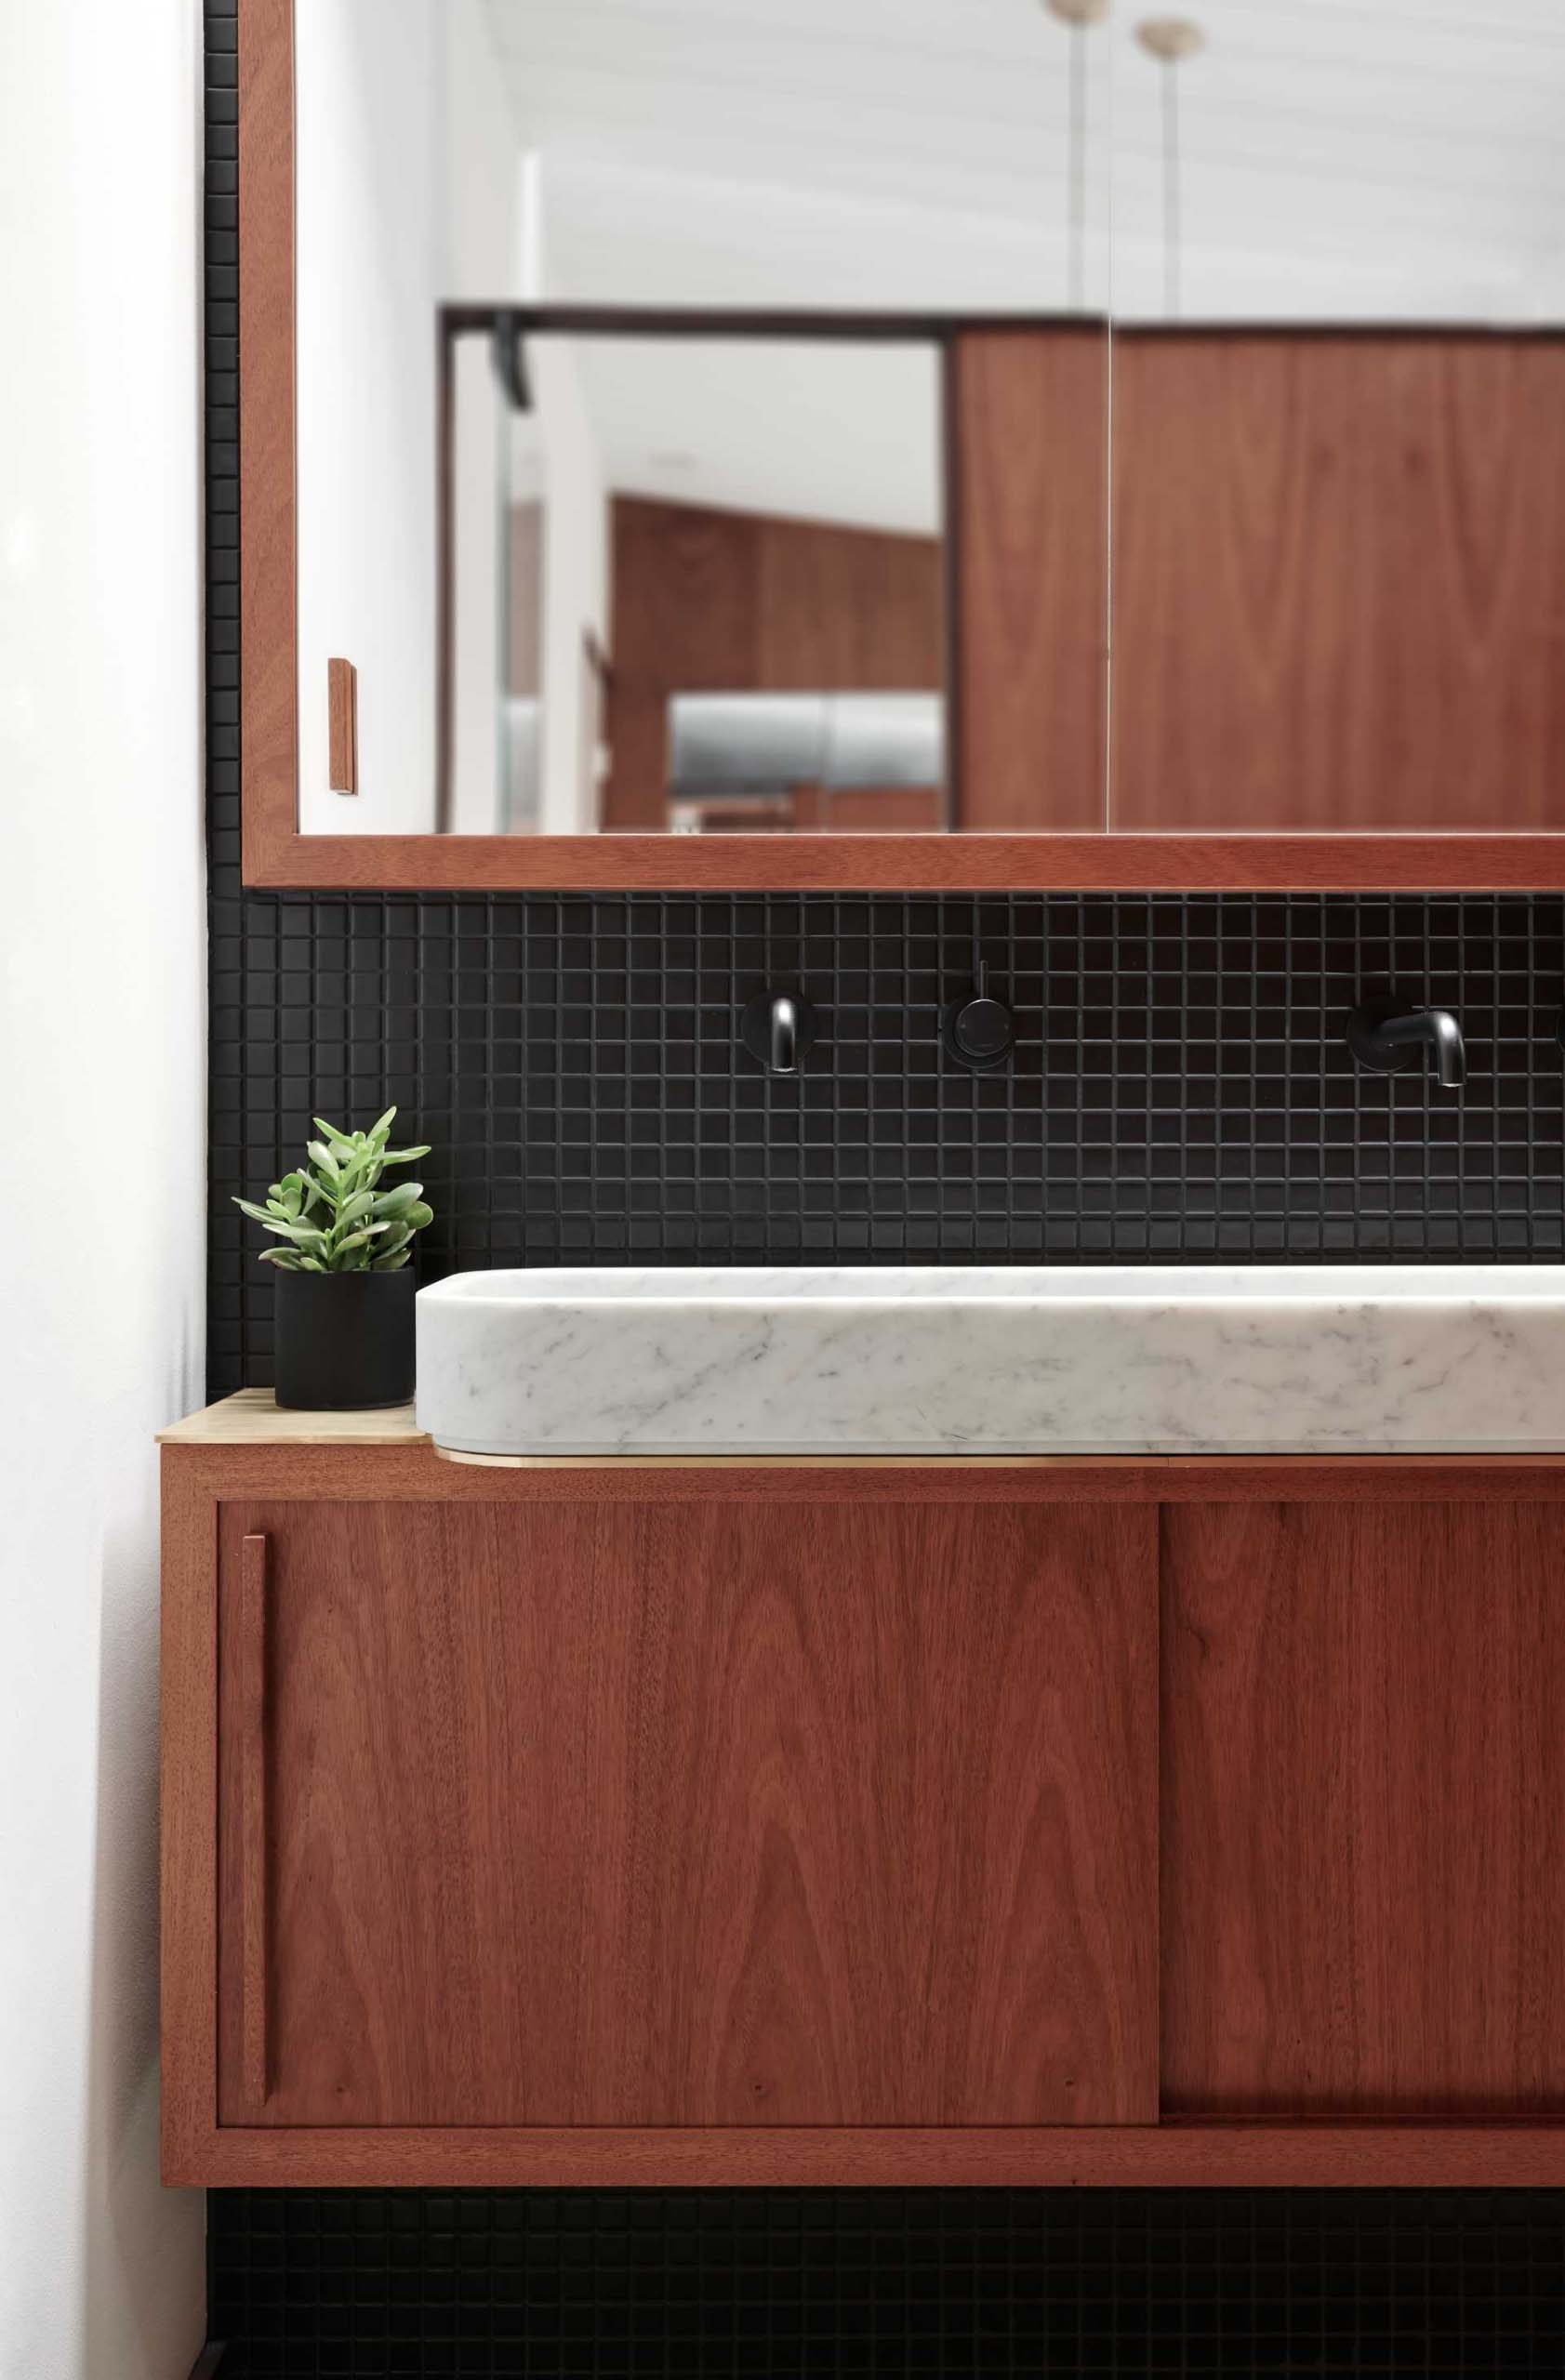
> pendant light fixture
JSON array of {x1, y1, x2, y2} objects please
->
[
  {"x1": 1045, "y1": 0, "x2": 1108, "y2": 311},
  {"x1": 1135, "y1": 16, "x2": 1206, "y2": 319}
]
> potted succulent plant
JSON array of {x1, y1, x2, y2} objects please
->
[{"x1": 235, "y1": 1108, "x2": 433, "y2": 1410}]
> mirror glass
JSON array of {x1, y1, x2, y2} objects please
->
[
  {"x1": 448, "y1": 330, "x2": 946, "y2": 835},
  {"x1": 293, "y1": 0, "x2": 1110, "y2": 837},
  {"x1": 1107, "y1": 2, "x2": 1565, "y2": 833},
  {"x1": 293, "y1": 2, "x2": 1563, "y2": 842}
]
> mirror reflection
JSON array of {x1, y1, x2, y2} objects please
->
[
  {"x1": 293, "y1": 0, "x2": 1105, "y2": 837},
  {"x1": 293, "y1": 0, "x2": 1565, "y2": 841},
  {"x1": 1107, "y1": 2, "x2": 1565, "y2": 833},
  {"x1": 444, "y1": 330, "x2": 946, "y2": 835}
]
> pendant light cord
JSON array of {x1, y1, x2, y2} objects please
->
[
  {"x1": 1068, "y1": 23, "x2": 1088, "y2": 311},
  {"x1": 1162, "y1": 59, "x2": 1182, "y2": 322}
]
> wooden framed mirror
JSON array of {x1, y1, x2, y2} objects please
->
[{"x1": 238, "y1": 0, "x2": 1565, "y2": 890}]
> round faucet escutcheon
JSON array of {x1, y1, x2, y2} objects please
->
[
  {"x1": 944, "y1": 978, "x2": 1017, "y2": 1073},
  {"x1": 1346, "y1": 998, "x2": 1466, "y2": 1091}
]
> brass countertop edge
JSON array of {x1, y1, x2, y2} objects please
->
[
  {"x1": 432, "y1": 1443, "x2": 1565, "y2": 1473},
  {"x1": 432, "y1": 1444, "x2": 1168, "y2": 1471},
  {"x1": 158, "y1": 1395, "x2": 1565, "y2": 1469}
]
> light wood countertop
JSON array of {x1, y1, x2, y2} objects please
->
[
  {"x1": 157, "y1": 1394, "x2": 1131, "y2": 1469},
  {"x1": 159, "y1": 1389, "x2": 427, "y2": 1446}
]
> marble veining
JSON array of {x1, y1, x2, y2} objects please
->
[{"x1": 415, "y1": 1266, "x2": 1565, "y2": 1457}]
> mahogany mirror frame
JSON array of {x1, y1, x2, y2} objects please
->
[{"x1": 238, "y1": 0, "x2": 1565, "y2": 893}]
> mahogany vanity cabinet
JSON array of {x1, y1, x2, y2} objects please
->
[{"x1": 161, "y1": 1399, "x2": 1565, "y2": 2187}]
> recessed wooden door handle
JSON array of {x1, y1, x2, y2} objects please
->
[{"x1": 236, "y1": 1532, "x2": 272, "y2": 2107}]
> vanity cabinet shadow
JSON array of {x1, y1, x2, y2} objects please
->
[{"x1": 212, "y1": 1494, "x2": 1158, "y2": 2133}]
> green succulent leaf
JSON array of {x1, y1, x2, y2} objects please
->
[
  {"x1": 332, "y1": 1225, "x2": 391, "y2": 1257},
  {"x1": 268, "y1": 1222, "x2": 332, "y2": 1253},
  {"x1": 236, "y1": 1113, "x2": 435, "y2": 1273}
]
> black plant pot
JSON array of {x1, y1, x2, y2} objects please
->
[{"x1": 273, "y1": 1268, "x2": 417, "y2": 1410}]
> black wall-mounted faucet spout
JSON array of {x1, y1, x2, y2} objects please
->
[
  {"x1": 1346, "y1": 999, "x2": 1466, "y2": 1090},
  {"x1": 741, "y1": 989, "x2": 819, "y2": 1077}
]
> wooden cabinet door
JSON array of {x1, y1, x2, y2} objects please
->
[
  {"x1": 1162, "y1": 1502, "x2": 1565, "y2": 2116},
  {"x1": 216, "y1": 1497, "x2": 1157, "y2": 2131}
]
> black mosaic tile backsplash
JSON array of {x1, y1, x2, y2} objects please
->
[
  {"x1": 207, "y1": 888, "x2": 1565, "y2": 1392},
  {"x1": 208, "y1": 2188, "x2": 1565, "y2": 2378},
  {"x1": 203, "y1": 5, "x2": 1565, "y2": 2370}
]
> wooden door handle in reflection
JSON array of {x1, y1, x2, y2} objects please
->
[{"x1": 328, "y1": 657, "x2": 358, "y2": 796}]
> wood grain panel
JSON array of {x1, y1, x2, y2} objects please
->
[
  {"x1": 1161, "y1": 1501, "x2": 1565, "y2": 2114},
  {"x1": 602, "y1": 496, "x2": 942, "y2": 831},
  {"x1": 237, "y1": 0, "x2": 298, "y2": 881},
  {"x1": 160, "y1": 1453, "x2": 220, "y2": 2177},
  {"x1": 791, "y1": 787, "x2": 942, "y2": 832},
  {"x1": 1112, "y1": 334, "x2": 1565, "y2": 831},
  {"x1": 756, "y1": 511, "x2": 942, "y2": 694},
  {"x1": 216, "y1": 1496, "x2": 1157, "y2": 2129},
  {"x1": 952, "y1": 327, "x2": 1108, "y2": 830},
  {"x1": 169, "y1": 2118, "x2": 1565, "y2": 2192},
  {"x1": 241, "y1": 826, "x2": 1565, "y2": 892},
  {"x1": 602, "y1": 497, "x2": 760, "y2": 830}
]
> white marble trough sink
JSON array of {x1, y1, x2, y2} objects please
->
[{"x1": 415, "y1": 1265, "x2": 1565, "y2": 1458}]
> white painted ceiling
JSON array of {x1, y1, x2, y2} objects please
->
[
  {"x1": 469, "y1": 0, "x2": 1565, "y2": 525},
  {"x1": 560, "y1": 336, "x2": 943, "y2": 538},
  {"x1": 1113, "y1": 0, "x2": 1565, "y2": 322},
  {"x1": 484, "y1": 0, "x2": 1094, "y2": 310},
  {"x1": 479, "y1": 0, "x2": 1565, "y2": 321}
]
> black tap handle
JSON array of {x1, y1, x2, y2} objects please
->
[{"x1": 945, "y1": 956, "x2": 1016, "y2": 1073}]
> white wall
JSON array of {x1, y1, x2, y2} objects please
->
[
  {"x1": 296, "y1": 0, "x2": 443, "y2": 831},
  {"x1": 577, "y1": 337, "x2": 942, "y2": 537},
  {"x1": 446, "y1": 0, "x2": 525, "y2": 832},
  {"x1": 523, "y1": 172, "x2": 611, "y2": 837},
  {"x1": 532, "y1": 340, "x2": 611, "y2": 835},
  {"x1": 0, "y1": 1, "x2": 207, "y2": 2375},
  {"x1": 297, "y1": 0, "x2": 520, "y2": 834}
]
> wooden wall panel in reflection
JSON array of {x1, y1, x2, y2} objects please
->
[
  {"x1": 951, "y1": 328, "x2": 1109, "y2": 832},
  {"x1": 602, "y1": 496, "x2": 942, "y2": 833},
  {"x1": 1111, "y1": 333, "x2": 1565, "y2": 832}
]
